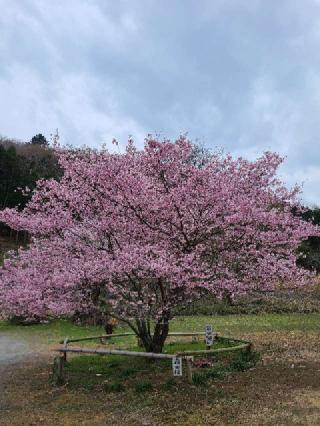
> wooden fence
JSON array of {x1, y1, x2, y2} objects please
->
[{"x1": 53, "y1": 327, "x2": 252, "y2": 385}]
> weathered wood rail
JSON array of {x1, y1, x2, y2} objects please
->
[
  {"x1": 58, "y1": 331, "x2": 207, "y2": 345},
  {"x1": 55, "y1": 347, "x2": 175, "y2": 359}
]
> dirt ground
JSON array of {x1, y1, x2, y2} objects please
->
[{"x1": 0, "y1": 328, "x2": 319, "y2": 426}]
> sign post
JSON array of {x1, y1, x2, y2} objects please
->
[
  {"x1": 205, "y1": 324, "x2": 214, "y2": 349},
  {"x1": 172, "y1": 356, "x2": 183, "y2": 377}
]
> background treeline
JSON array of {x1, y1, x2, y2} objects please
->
[
  {"x1": 297, "y1": 208, "x2": 320, "y2": 272},
  {"x1": 0, "y1": 134, "x2": 61, "y2": 210},
  {"x1": 0, "y1": 134, "x2": 62, "y2": 258}
]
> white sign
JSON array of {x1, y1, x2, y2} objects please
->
[
  {"x1": 205, "y1": 324, "x2": 214, "y2": 346},
  {"x1": 172, "y1": 356, "x2": 183, "y2": 376}
]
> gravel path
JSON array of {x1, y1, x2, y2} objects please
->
[
  {"x1": 0, "y1": 334, "x2": 35, "y2": 395},
  {"x1": 0, "y1": 335, "x2": 32, "y2": 366},
  {"x1": 0, "y1": 333, "x2": 51, "y2": 419}
]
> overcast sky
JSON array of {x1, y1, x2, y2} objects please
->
[{"x1": 1, "y1": 0, "x2": 320, "y2": 205}]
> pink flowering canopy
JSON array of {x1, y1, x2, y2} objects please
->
[{"x1": 0, "y1": 137, "x2": 318, "y2": 351}]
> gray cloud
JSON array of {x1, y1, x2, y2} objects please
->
[{"x1": 1, "y1": 0, "x2": 320, "y2": 204}]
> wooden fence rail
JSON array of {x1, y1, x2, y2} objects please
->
[
  {"x1": 55, "y1": 347, "x2": 175, "y2": 359},
  {"x1": 59, "y1": 331, "x2": 207, "y2": 345}
]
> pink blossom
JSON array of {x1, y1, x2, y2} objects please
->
[{"x1": 0, "y1": 136, "x2": 318, "y2": 335}]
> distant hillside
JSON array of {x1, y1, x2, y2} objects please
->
[
  {"x1": 0, "y1": 134, "x2": 60, "y2": 263},
  {"x1": 0, "y1": 135, "x2": 62, "y2": 211}
]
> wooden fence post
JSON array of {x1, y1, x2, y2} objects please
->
[
  {"x1": 63, "y1": 337, "x2": 69, "y2": 362},
  {"x1": 52, "y1": 356, "x2": 65, "y2": 385},
  {"x1": 185, "y1": 356, "x2": 194, "y2": 384}
]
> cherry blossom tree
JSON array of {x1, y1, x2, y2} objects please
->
[{"x1": 0, "y1": 137, "x2": 318, "y2": 352}]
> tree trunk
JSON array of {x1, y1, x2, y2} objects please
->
[{"x1": 136, "y1": 319, "x2": 169, "y2": 353}]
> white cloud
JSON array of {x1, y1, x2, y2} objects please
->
[
  {"x1": 0, "y1": 0, "x2": 320, "y2": 204},
  {"x1": 0, "y1": 64, "x2": 145, "y2": 148}
]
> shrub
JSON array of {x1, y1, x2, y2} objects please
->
[
  {"x1": 162, "y1": 378, "x2": 176, "y2": 390},
  {"x1": 103, "y1": 382, "x2": 125, "y2": 393},
  {"x1": 192, "y1": 372, "x2": 208, "y2": 386},
  {"x1": 229, "y1": 349, "x2": 260, "y2": 372},
  {"x1": 205, "y1": 366, "x2": 225, "y2": 379},
  {"x1": 119, "y1": 368, "x2": 137, "y2": 378},
  {"x1": 135, "y1": 382, "x2": 153, "y2": 393}
]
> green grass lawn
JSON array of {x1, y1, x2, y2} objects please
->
[
  {"x1": 0, "y1": 319, "x2": 104, "y2": 345},
  {"x1": 1, "y1": 312, "x2": 319, "y2": 344}
]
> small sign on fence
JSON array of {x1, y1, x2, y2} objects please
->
[
  {"x1": 205, "y1": 324, "x2": 213, "y2": 347},
  {"x1": 172, "y1": 356, "x2": 183, "y2": 376}
]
